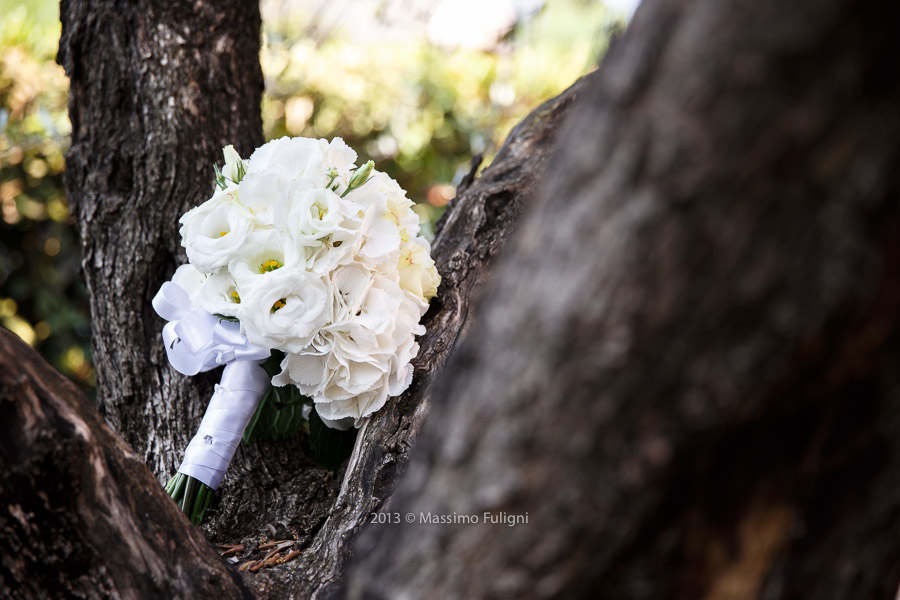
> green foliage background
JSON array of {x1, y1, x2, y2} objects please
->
[{"x1": 0, "y1": 0, "x2": 620, "y2": 395}]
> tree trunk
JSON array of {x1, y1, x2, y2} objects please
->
[
  {"x1": 345, "y1": 0, "x2": 900, "y2": 598},
  {"x1": 58, "y1": 0, "x2": 297, "y2": 539},
  {"x1": 0, "y1": 328, "x2": 253, "y2": 599}
]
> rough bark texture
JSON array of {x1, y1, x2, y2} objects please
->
[
  {"x1": 346, "y1": 0, "x2": 900, "y2": 598},
  {"x1": 0, "y1": 329, "x2": 254, "y2": 599}
]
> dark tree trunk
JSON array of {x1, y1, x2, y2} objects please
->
[
  {"x1": 59, "y1": 0, "x2": 264, "y2": 470},
  {"x1": 57, "y1": 0, "x2": 308, "y2": 539},
  {"x1": 345, "y1": 0, "x2": 900, "y2": 598},
  {"x1": 0, "y1": 329, "x2": 253, "y2": 599}
]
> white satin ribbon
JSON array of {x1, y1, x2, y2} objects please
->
[{"x1": 152, "y1": 281, "x2": 271, "y2": 489}]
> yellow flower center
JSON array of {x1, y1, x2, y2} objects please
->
[
  {"x1": 260, "y1": 259, "x2": 282, "y2": 273},
  {"x1": 271, "y1": 298, "x2": 286, "y2": 312},
  {"x1": 219, "y1": 231, "x2": 228, "y2": 237},
  {"x1": 230, "y1": 291, "x2": 241, "y2": 304}
]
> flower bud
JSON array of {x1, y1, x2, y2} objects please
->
[
  {"x1": 222, "y1": 145, "x2": 247, "y2": 183},
  {"x1": 346, "y1": 160, "x2": 374, "y2": 193}
]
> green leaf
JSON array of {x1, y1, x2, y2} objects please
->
[
  {"x1": 243, "y1": 381, "x2": 309, "y2": 444},
  {"x1": 213, "y1": 164, "x2": 228, "y2": 190},
  {"x1": 234, "y1": 159, "x2": 247, "y2": 184},
  {"x1": 213, "y1": 313, "x2": 239, "y2": 323},
  {"x1": 308, "y1": 408, "x2": 358, "y2": 473},
  {"x1": 261, "y1": 350, "x2": 286, "y2": 378}
]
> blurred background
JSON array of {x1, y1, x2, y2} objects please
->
[{"x1": 0, "y1": 0, "x2": 634, "y2": 397}]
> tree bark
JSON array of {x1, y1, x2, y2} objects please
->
[
  {"x1": 0, "y1": 328, "x2": 253, "y2": 599},
  {"x1": 59, "y1": 0, "x2": 265, "y2": 466},
  {"x1": 57, "y1": 0, "x2": 307, "y2": 540},
  {"x1": 345, "y1": 0, "x2": 900, "y2": 598}
]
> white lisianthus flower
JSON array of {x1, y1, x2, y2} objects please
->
[
  {"x1": 237, "y1": 267, "x2": 331, "y2": 352},
  {"x1": 195, "y1": 270, "x2": 242, "y2": 318},
  {"x1": 247, "y1": 136, "x2": 328, "y2": 187},
  {"x1": 171, "y1": 263, "x2": 206, "y2": 299},
  {"x1": 344, "y1": 171, "x2": 422, "y2": 262},
  {"x1": 236, "y1": 170, "x2": 291, "y2": 225},
  {"x1": 283, "y1": 187, "x2": 344, "y2": 244},
  {"x1": 325, "y1": 137, "x2": 358, "y2": 181},
  {"x1": 227, "y1": 230, "x2": 305, "y2": 286},
  {"x1": 179, "y1": 190, "x2": 257, "y2": 273}
]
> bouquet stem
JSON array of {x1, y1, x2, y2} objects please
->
[{"x1": 165, "y1": 472, "x2": 213, "y2": 526}]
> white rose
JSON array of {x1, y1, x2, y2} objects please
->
[
  {"x1": 398, "y1": 239, "x2": 441, "y2": 301},
  {"x1": 179, "y1": 191, "x2": 257, "y2": 273},
  {"x1": 236, "y1": 267, "x2": 331, "y2": 352}
]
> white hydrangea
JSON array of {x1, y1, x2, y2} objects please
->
[{"x1": 172, "y1": 136, "x2": 440, "y2": 429}]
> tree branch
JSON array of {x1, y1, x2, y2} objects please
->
[{"x1": 0, "y1": 328, "x2": 254, "y2": 598}]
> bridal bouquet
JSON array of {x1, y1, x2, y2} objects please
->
[{"x1": 152, "y1": 137, "x2": 439, "y2": 524}]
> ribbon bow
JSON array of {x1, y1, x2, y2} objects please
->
[
  {"x1": 152, "y1": 280, "x2": 272, "y2": 489},
  {"x1": 152, "y1": 281, "x2": 270, "y2": 374}
]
